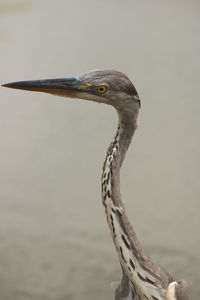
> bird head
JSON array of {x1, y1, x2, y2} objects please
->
[{"x1": 2, "y1": 69, "x2": 140, "y2": 112}]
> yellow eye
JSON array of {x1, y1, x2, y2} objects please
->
[{"x1": 97, "y1": 86, "x2": 107, "y2": 94}]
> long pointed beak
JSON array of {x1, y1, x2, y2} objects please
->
[{"x1": 2, "y1": 77, "x2": 87, "y2": 98}]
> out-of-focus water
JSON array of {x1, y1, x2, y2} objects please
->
[{"x1": 0, "y1": 0, "x2": 199, "y2": 299}]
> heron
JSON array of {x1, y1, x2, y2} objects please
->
[{"x1": 2, "y1": 70, "x2": 189, "y2": 300}]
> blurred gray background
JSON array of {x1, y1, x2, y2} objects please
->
[{"x1": 0, "y1": 0, "x2": 199, "y2": 299}]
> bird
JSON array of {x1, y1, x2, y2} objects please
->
[{"x1": 2, "y1": 70, "x2": 189, "y2": 300}]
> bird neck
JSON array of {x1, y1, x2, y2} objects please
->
[
  {"x1": 101, "y1": 108, "x2": 171, "y2": 300},
  {"x1": 101, "y1": 108, "x2": 140, "y2": 298},
  {"x1": 117, "y1": 109, "x2": 138, "y2": 166},
  {"x1": 102, "y1": 109, "x2": 138, "y2": 208}
]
